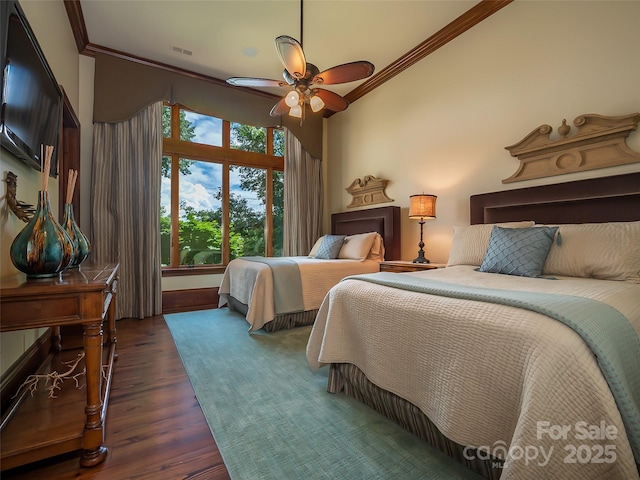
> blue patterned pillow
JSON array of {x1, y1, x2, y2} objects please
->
[
  {"x1": 479, "y1": 226, "x2": 558, "y2": 277},
  {"x1": 315, "y1": 235, "x2": 346, "y2": 259}
]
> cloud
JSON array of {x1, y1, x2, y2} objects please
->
[{"x1": 184, "y1": 111, "x2": 222, "y2": 147}]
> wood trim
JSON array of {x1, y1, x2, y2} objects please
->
[
  {"x1": 1, "y1": 329, "x2": 52, "y2": 419},
  {"x1": 63, "y1": 0, "x2": 89, "y2": 53},
  {"x1": 58, "y1": 87, "x2": 82, "y2": 224},
  {"x1": 339, "y1": 0, "x2": 514, "y2": 111},
  {"x1": 162, "y1": 287, "x2": 220, "y2": 314},
  {"x1": 64, "y1": 0, "x2": 512, "y2": 110}
]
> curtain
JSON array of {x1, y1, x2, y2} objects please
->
[
  {"x1": 283, "y1": 129, "x2": 323, "y2": 256},
  {"x1": 93, "y1": 53, "x2": 323, "y2": 159},
  {"x1": 91, "y1": 102, "x2": 163, "y2": 319}
]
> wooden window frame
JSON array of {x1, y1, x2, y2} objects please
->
[{"x1": 161, "y1": 104, "x2": 284, "y2": 276}]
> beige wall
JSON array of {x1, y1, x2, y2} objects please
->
[
  {"x1": 1, "y1": 0, "x2": 79, "y2": 374},
  {"x1": 325, "y1": 1, "x2": 640, "y2": 264}
]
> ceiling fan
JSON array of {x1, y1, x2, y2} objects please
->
[{"x1": 226, "y1": 5, "x2": 375, "y2": 124}]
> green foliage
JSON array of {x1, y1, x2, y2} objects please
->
[{"x1": 161, "y1": 106, "x2": 196, "y2": 178}]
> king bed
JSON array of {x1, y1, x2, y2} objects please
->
[
  {"x1": 306, "y1": 172, "x2": 640, "y2": 480},
  {"x1": 218, "y1": 205, "x2": 401, "y2": 332}
]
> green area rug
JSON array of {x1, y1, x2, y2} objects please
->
[{"x1": 165, "y1": 308, "x2": 483, "y2": 480}]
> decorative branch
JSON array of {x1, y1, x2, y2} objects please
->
[{"x1": 13, "y1": 353, "x2": 86, "y2": 399}]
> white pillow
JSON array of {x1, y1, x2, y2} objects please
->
[
  {"x1": 446, "y1": 221, "x2": 535, "y2": 267},
  {"x1": 339, "y1": 232, "x2": 378, "y2": 261},
  {"x1": 542, "y1": 221, "x2": 640, "y2": 283},
  {"x1": 366, "y1": 233, "x2": 385, "y2": 262}
]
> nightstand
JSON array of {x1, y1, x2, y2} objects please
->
[{"x1": 379, "y1": 261, "x2": 446, "y2": 273}]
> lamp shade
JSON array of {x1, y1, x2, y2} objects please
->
[{"x1": 409, "y1": 194, "x2": 437, "y2": 219}]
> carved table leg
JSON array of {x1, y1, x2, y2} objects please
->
[{"x1": 80, "y1": 321, "x2": 108, "y2": 467}]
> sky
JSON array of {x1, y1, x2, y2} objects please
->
[{"x1": 161, "y1": 111, "x2": 262, "y2": 217}]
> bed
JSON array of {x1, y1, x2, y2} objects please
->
[
  {"x1": 218, "y1": 205, "x2": 401, "y2": 332},
  {"x1": 306, "y1": 172, "x2": 640, "y2": 480}
]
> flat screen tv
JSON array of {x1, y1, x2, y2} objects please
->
[{"x1": 0, "y1": 0, "x2": 62, "y2": 177}]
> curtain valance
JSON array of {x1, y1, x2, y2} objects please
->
[{"x1": 93, "y1": 53, "x2": 323, "y2": 158}]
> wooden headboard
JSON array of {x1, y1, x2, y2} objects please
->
[
  {"x1": 331, "y1": 206, "x2": 401, "y2": 260},
  {"x1": 470, "y1": 172, "x2": 640, "y2": 225}
]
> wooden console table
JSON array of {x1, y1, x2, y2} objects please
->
[{"x1": 0, "y1": 262, "x2": 119, "y2": 470}]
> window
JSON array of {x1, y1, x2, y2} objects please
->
[{"x1": 161, "y1": 104, "x2": 284, "y2": 274}]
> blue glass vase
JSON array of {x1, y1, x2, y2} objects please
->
[
  {"x1": 61, "y1": 203, "x2": 91, "y2": 267},
  {"x1": 10, "y1": 191, "x2": 74, "y2": 278}
]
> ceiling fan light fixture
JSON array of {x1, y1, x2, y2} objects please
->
[
  {"x1": 310, "y1": 94, "x2": 325, "y2": 113},
  {"x1": 285, "y1": 90, "x2": 300, "y2": 108},
  {"x1": 289, "y1": 104, "x2": 303, "y2": 118}
]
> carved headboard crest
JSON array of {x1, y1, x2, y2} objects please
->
[
  {"x1": 345, "y1": 175, "x2": 393, "y2": 208},
  {"x1": 503, "y1": 112, "x2": 640, "y2": 183}
]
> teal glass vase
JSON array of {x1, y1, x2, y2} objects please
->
[
  {"x1": 10, "y1": 190, "x2": 74, "y2": 278},
  {"x1": 61, "y1": 203, "x2": 91, "y2": 267}
]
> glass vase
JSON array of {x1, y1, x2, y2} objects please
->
[
  {"x1": 10, "y1": 191, "x2": 74, "y2": 278},
  {"x1": 61, "y1": 202, "x2": 91, "y2": 267}
]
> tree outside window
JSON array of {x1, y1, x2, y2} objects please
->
[{"x1": 161, "y1": 105, "x2": 284, "y2": 270}]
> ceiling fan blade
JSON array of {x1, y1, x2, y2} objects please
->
[
  {"x1": 270, "y1": 97, "x2": 289, "y2": 117},
  {"x1": 314, "y1": 89, "x2": 349, "y2": 112},
  {"x1": 313, "y1": 61, "x2": 375, "y2": 85},
  {"x1": 275, "y1": 35, "x2": 306, "y2": 80},
  {"x1": 226, "y1": 77, "x2": 287, "y2": 88}
]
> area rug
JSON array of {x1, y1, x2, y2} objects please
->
[{"x1": 164, "y1": 308, "x2": 483, "y2": 480}]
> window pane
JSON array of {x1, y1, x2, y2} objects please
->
[
  {"x1": 273, "y1": 128, "x2": 284, "y2": 156},
  {"x1": 178, "y1": 159, "x2": 223, "y2": 265},
  {"x1": 162, "y1": 105, "x2": 171, "y2": 138},
  {"x1": 160, "y1": 156, "x2": 172, "y2": 266},
  {"x1": 230, "y1": 165, "x2": 265, "y2": 258},
  {"x1": 180, "y1": 109, "x2": 222, "y2": 146},
  {"x1": 231, "y1": 123, "x2": 266, "y2": 153},
  {"x1": 272, "y1": 170, "x2": 284, "y2": 256}
]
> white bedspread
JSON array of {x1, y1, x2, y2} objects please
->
[
  {"x1": 218, "y1": 257, "x2": 380, "y2": 331},
  {"x1": 306, "y1": 265, "x2": 640, "y2": 480}
]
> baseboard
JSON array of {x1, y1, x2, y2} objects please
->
[
  {"x1": 1, "y1": 329, "x2": 51, "y2": 418},
  {"x1": 162, "y1": 287, "x2": 219, "y2": 314}
]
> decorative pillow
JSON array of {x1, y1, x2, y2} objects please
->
[
  {"x1": 339, "y1": 232, "x2": 378, "y2": 261},
  {"x1": 479, "y1": 226, "x2": 558, "y2": 277},
  {"x1": 542, "y1": 221, "x2": 640, "y2": 283},
  {"x1": 366, "y1": 233, "x2": 386, "y2": 262},
  {"x1": 308, "y1": 236, "x2": 325, "y2": 257},
  {"x1": 315, "y1": 235, "x2": 346, "y2": 259},
  {"x1": 447, "y1": 221, "x2": 535, "y2": 267}
]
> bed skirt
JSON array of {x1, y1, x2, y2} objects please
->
[
  {"x1": 226, "y1": 295, "x2": 318, "y2": 332},
  {"x1": 328, "y1": 363, "x2": 504, "y2": 480}
]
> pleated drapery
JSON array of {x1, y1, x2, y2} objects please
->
[
  {"x1": 283, "y1": 130, "x2": 323, "y2": 256},
  {"x1": 91, "y1": 102, "x2": 163, "y2": 319}
]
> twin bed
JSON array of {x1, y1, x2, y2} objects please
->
[
  {"x1": 218, "y1": 205, "x2": 400, "y2": 332},
  {"x1": 306, "y1": 172, "x2": 640, "y2": 480}
]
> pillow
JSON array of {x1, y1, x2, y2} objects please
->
[
  {"x1": 338, "y1": 232, "x2": 378, "y2": 261},
  {"x1": 308, "y1": 236, "x2": 325, "y2": 257},
  {"x1": 315, "y1": 235, "x2": 346, "y2": 259},
  {"x1": 447, "y1": 221, "x2": 535, "y2": 267},
  {"x1": 366, "y1": 233, "x2": 386, "y2": 262},
  {"x1": 542, "y1": 221, "x2": 640, "y2": 283},
  {"x1": 479, "y1": 226, "x2": 558, "y2": 277}
]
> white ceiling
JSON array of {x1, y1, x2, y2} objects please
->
[{"x1": 80, "y1": 0, "x2": 477, "y2": 98}]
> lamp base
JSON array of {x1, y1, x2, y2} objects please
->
[{"x1": 412, "y1": 251, "x2": 430, "y2": 264}]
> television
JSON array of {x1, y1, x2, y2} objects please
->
[{"x1": 0, "y1": 0, "x2": 62, "y2": 177}]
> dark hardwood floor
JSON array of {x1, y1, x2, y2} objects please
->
[{"x1": 3, "y1": 315, "x2": 231, "y2": 480}]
